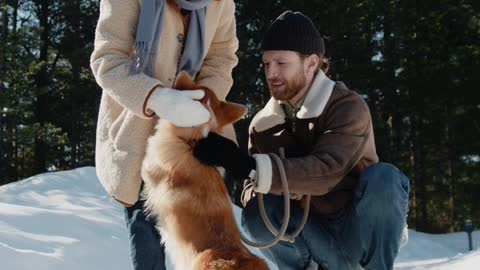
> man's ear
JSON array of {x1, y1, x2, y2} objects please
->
[
  {"x1": 306, "y1": 54, "x2": 320, "y2": 75},
  {"x1": 174, "y1": 71, "x2": 197, "y2": 90}
]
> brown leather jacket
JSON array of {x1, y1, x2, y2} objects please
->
[{"x1": 243, "y1": 71, "x2": 378, "y2": 214}]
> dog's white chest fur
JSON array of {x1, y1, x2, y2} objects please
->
[
  {"x1": 144, "y1": 183, "x2": 197, "y2": 270},
  {"x1": 160, "y1": 227, "x2": 196, "y2": 270}
]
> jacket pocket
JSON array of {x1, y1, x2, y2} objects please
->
[
  {"x1": 108, "y1": 108, "x2": 128, "y2": 145},
  {"x1": 108, "y1": 109, "x2": 154, "y2": 152}
]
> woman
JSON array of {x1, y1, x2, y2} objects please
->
[{"x1": 90, "y1": 0, "x2": 239, "y2": 269}]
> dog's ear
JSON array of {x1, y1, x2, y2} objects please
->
[
  {"x1": 216, "y1": 102, "x2": 247, "y2": 125},
  {"x1": 174, "y1": 71, "x2": 196, "y2": 90}
]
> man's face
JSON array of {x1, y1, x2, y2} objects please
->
[{"x1": 262, "y1": 50, "x2": 308, "y2": 101}]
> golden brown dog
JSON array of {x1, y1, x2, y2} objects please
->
[{"x1": 141, "y1": 72, "x2": 269, "y2": 270}]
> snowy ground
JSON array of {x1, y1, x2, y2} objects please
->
[{"x1": 0, "y1": 167, "x2": 478, "y2": 270}]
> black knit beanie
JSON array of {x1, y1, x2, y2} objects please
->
[{"x1": 262, "y1": 11, "x2": 325, "y2": 55}]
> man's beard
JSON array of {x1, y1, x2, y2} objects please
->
[{"x1": 268, "y1": 69, "x2": 307, "y2": 101}]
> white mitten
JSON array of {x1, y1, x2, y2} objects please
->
[{"x1": 147, "y1": 87, "x2": 211, "y2": 127}]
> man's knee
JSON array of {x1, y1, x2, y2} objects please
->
[
  {"x1": 359, "y1": 163, "x2": 409, "y2": 199},
  {"x1": 355, "y1": 163, "x2": 410, "y2": 224}
]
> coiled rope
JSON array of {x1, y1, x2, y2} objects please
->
[{"x1": 240, "y1": 149, "x2": 311, "y2": 249}]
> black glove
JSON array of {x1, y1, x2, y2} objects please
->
[{"x1": 193, "y1": 132, "x2": 256, "y2": 179}]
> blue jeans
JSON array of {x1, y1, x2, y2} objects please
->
[
  {"x1": 242, "y1": 163, "x2": 410, "y2": 270},
  {"x1": 125, "y1": 199, "x2": 167, "y2": 270}
]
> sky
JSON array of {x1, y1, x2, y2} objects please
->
[{"x1": 0, "y1": 167, "x2": 479, "y2": 270}]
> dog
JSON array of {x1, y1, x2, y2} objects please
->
[{"x1": 141, "y1": 72, "x2": 269, "y2": 270}]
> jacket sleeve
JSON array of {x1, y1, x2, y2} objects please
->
[
  {"x1": 248, "y1": 111, "x2": 275, "y2": 194},
  {"x1": 195, "y1": 0, "x2": 239, "y2": 101},
  {"x1": 256, "y1": 93, "x2": 373, "y2": 195},
  {"x1": 90, "y1": 0, "x2": 163, "y2": 118}
]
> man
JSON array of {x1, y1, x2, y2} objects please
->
[
  {"x1": 90, "y1": 0, "x2": 238, "y2": 269},
  {"x1": 194, "y1": 11, "x2": 409, "y2": 270}
]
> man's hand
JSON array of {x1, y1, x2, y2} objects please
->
[
  {"x1": 193, "y1": 132, "x2": 256, "y2": 179},
  {"x1": 147, "y1": 87, "x2": 211, "y2": 127}
]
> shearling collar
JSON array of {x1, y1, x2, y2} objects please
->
[{"x1": 251, "y1": 70, "x2": 336, "y2": 132}]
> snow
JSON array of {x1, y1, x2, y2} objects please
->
[{"x1": 0, "y1": 167, "x2": 479, "y2": 270}]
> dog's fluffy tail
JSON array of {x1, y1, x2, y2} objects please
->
[{"x1": 191, "y1": 249, "x2": 269, "y2": 270}]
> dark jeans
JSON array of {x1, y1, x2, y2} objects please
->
[
  {"x1": 242, "y1": 163, "x2": 410, "y2": 270},
  {"x1": 124, "y1": 199, "x2": 167, "y2": 270}
]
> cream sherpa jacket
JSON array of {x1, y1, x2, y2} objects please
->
[{"x1": 90, "y1": 0, "x2": 239, "y2": 205}]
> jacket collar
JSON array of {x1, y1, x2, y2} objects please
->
[{"x1": 252, "y1": 70, "x2": 336, "y2": 132}]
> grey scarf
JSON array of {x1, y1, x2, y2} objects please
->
[{"x1": 132, "y1": 0, "x2": 211, "y2": 78}]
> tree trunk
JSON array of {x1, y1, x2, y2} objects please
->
[
  {"x1": 12, "y1": 0, "x2": 18, "y2": 34},
  {"x1": 384, "y1": 7, "x2": 395, "y2": 163},
  {"x1": 33, "y1": 0, "x2": 51, "y2": 174},
  {"x1": 68, "y1": 0, "x2": 82, "y2": 167},
  {"x1": 445, "y1": 102, "x2": 461, "y2": 232},
  {"x1": 1, "y1": 2, "x2": 8, "y2": 74},
  {"x1": 409, "y1": 147, "x2": 417, "y2": 228},
  {"x1": 413, "y1": 110, "x2": 428, "y2": 231},
  {"x1": 1, "y1": 4, "x2": 8, "y2": 43}
]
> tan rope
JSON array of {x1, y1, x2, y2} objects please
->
[{"x1": 240, "y1": 149, "x2": 311, "y2": 249}]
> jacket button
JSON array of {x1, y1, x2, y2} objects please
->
[{"x1": 177, "y1": 33, "x2": 184, "y2": 43}]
